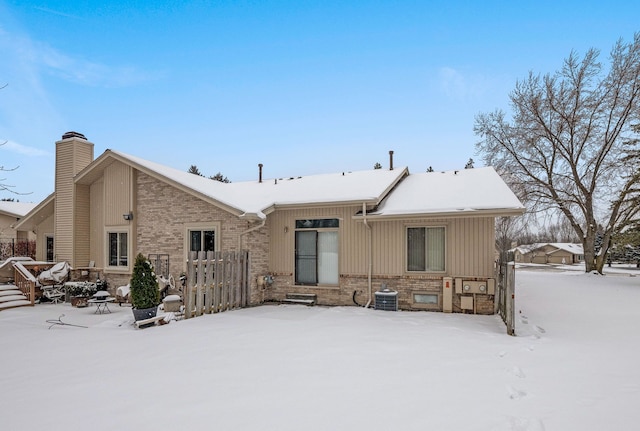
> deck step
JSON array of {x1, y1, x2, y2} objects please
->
[
  {"x1": 0, "y1": 294, "x2": 29, "y2": 303},
  {"x1": 0, "y1": 284, "x2": 30, "y2": 311},
  {"x1": 0, "y1": 300, "x2": 31, "y2": 310},
  {"x1": 283, "y1": 293, "x2": 317, "y2": 306}
]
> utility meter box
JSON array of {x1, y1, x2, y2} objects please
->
[
  {"x1": 455, "y1": 279, "x2": 494, "y2": 295},
  {"x1": 460, "y1": 296, "x2": 474, "y2": 311}
]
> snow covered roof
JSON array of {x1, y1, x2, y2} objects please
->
[
  {"x1": 547, "y1": 243, "x2": 584, "y2": 255},
  {"x1": 367, "y1": 167, "x2": 524, "y2": 219},
  {"x1": 513, "y1": 243, "x2": 584, "y2": 256},
  {"x1": 73, "y1": 151, "x2": 524, "y2": 221},
  {"x1": 0, "y1": 201, "x2": 38, "y2": 218},
  {"x1": 92, "y1": 150, "x2": 409, "y2": 219}
]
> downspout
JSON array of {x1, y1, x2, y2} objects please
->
[
  {"x1": 363, "y1": 202, "x2": 373, "y2": 308},
  {"x1": 239, "y1": 217, "x2": 266, "y2": 250}
]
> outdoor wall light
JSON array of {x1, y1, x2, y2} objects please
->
[{"x1": 123, "y1": 212, "x2": 133, "y2": 221}]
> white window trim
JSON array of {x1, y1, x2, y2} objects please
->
[
  {"x1": 404, "y1": 224, "x2": 447, "y2": 274},
  {"x1": 104, "y1": 226, "x2": 131, "y2": 273}
]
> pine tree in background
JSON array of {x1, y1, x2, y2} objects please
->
[
  {"x1": 210, "y1": 172, "x2": 231, "y2": 183},
  {"x1": 188, "y1": 165, "x2": 203, "y2": 176}
]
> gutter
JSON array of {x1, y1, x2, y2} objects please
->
[{"x1": 363, "y1": 202, "x2": 372, "y2": 308}]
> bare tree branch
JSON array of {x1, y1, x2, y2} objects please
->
[{"x1": 475, "y1": 33, "x2": 640, "y2": 273}]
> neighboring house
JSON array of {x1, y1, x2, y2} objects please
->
[
  {"x1": 513, "y1": 243, "x2": 584, "y2": 264},
  {"x1": 15, "y1": 132, "x2": 525, "y2": 314},
  {"x1": 0, "y1": 201, "x2": 38, "y2": 259},
  {"x1": 0, "y1": 201, "x2": 37, "y2": 241}
]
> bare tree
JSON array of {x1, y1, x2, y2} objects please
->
[
  {"x1": 0, "y1": 85, "x2": 23, "y2": 196},
  {"x1": 495, "y1": 216, "x2": 520, "y2": 256},
  {"x1": 475, "y1": 34, "x2": 640, "y2": 273}
]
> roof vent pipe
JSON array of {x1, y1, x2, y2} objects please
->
[
  {"x1": 258, "y1": 163, "x2": 263, "y2": 183},
  {"x1": 389, "y1": 150, "x2": 394, "y2": 170}
]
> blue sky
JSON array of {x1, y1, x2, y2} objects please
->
[{"x1": 1, "y1": 0, "x2": 638, "y2": 203}]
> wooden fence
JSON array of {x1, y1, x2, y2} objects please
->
[
  {"x1": 496, "y1": 251, "x2": 516, "y2": 336},
  {"x1": 183, "y1": 250, "x2": 250, "y2": 319}
]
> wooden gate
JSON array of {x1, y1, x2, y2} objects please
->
[
  {"x1": 183, "y1": 250, "x2": 250, "y2": 319},
  {"x1": 496, "y1": 251, "x2": 516, "y2": 336}
]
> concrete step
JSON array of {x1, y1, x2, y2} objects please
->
[{"x1": 283, "y1": 293, "x2": 317, "y2": 306}]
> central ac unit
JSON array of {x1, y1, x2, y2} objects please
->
[{"x1": 374, "y1": 290, "x2": 398, "y2": 311}]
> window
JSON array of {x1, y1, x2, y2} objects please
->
[
  {"x1": 295, "y1": 219, "x2": 339, "y2": 285},
  {"x1": 407, "y1": 226, "x2": 445, "y2": 272},
  {"x1": 45, "y1": 235, "x2": 54, "y2": 262},
  {"x1": 189, "y1": 229, "x2": 216, "y2": 253},
  {"x1": 108, "y1": 232, "x2": 128, "y2": 267},
  {"x1": 413, "y1": 293, "x2": 439, "y2": 305}
]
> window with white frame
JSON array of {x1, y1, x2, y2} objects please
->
[
  {"x1": 295, "y1": 219, "x2": 339, "y2": 286},
  {"x1": 407, "y1": 226, "x2": 445, "y2": 272},
  {"x1": 108, "y1": 231, "x2": 128, "y2": 267}
]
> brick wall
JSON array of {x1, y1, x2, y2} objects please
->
[
  {"x1": 265, "y1": 273, "x2": 495, "y2": 314},
  {"x1": 134, "y1": 173, "x2": 269, "y2": 305}
]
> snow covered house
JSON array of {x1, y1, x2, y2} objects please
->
[
  {"x1": 513, "y1": 243, "x2": 584, "y2": 265},
  {"x1": 15, "y1": 132, "x2": 524, "y2": 314},
  {"x1": 0, "y1": 201, "x2": 37, "y2": 259}
]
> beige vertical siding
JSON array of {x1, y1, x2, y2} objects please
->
[
  {"x1": 54, "y1": 138, "x2": 93, "y2": 264},
  {"x1": 269, "y1": 206, "x2": 366, "y2": 275},
  {"x1": 89, "y1": 180, "x2": 104, "y2": 267},
  {"x1": 446, "y1": 217, "x2": 496, "y2": 278},
  {"x1": 54, "y1": 141, "x2": 76, "y2": 263},
  {"x1": 269, "y1": 207, "x2": 496, "y2": 279},
  {"x1": 73, "y1": 184, "x2": 91, "y2": 267},
  {"x1": 35, "y1": 215, "x2": 54, "y2": 262},
  {"x1": 103, "y1": 161, "x2": 132, "y2": 226}
]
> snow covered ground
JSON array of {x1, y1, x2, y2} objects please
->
[{"x1": 1, "y1": 266, "x2": 639, "y2": 431}]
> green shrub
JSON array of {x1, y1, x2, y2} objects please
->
[{"x1": 129, "y1": 253, "x2": 160, "y2": 310}]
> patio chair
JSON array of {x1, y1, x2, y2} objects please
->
[
  {"x1": 158, "y1": 274, "x2": 175, "y2": 298},
  {"x1": 116, "y1": 284, "x2": 130, "y2": 305},
  {"x1": 41, "y1": 285, "x2": 65, "y2": 304},
  {"x1": 38, "y1": 262, "x2": 71, "y2": 304}
]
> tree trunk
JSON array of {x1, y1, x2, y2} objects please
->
[{"x1": 583, "y1": 233, "x2": 597, "y2": 273}]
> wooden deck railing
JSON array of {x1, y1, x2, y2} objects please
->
[{"x1": 13, "y1": 262, "x2": 38, "y2": 306}]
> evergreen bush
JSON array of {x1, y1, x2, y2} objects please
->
[{"x1": 129, "y1": 253, "x2": 160, "y2": 310}]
